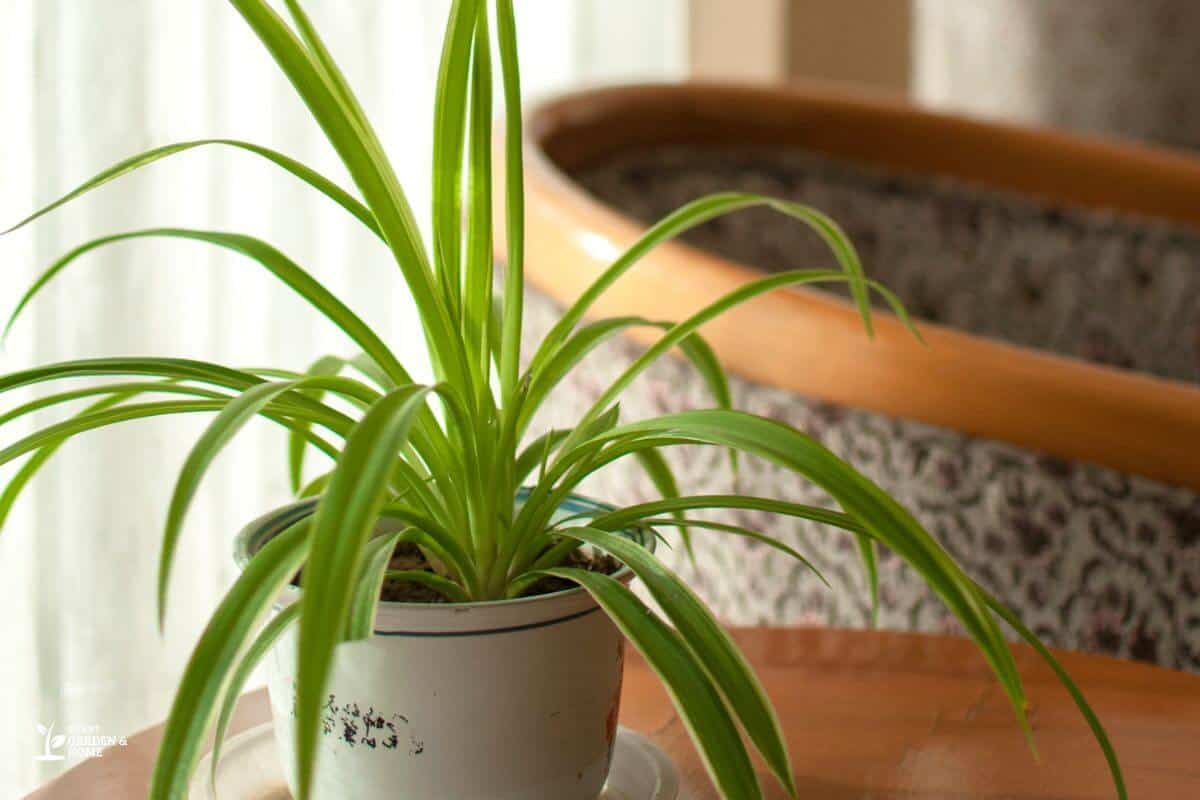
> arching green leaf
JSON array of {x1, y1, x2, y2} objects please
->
[
  {"x1": 556, "y1": 527, "x2": 795, "y2": 795},
  {"x1": 295, "y1": 385, "x2": 433, "y2": 799},
  {"x1": 1, "y1": 138, "x2": 378, "y2": 238},
  {"x1": 540, "y1": 568, "x2": 762, "y2": 800},
  {"x1": 149, "y1": 518, "x2": 310, "y2": 800}
]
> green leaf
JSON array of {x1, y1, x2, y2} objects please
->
[
  {"x1": 579, "y1": 403, "x2": 622, "y2": 441},
  {"x1": 246, "y1": 1, "x2": 470, "y2": 443},
  {"x1": 983, "y1": 593, "x2": 1127, "y2": 800},
  {"x1": 520, "y1": 316, "x2": 730, "y2": 435},
  {"x1": 259, "y1": 359, "x2": 455, "y2": 500},
  {"x1": 676, "y1": 332, "x2": 739, "y2": 473},
  {"x1": 379, "y1": 505, "x2": 480, "y2": 595},
  {"x1": 0, "y1": 357, "x2": 257, "y2": 396},
  {"x1": 288, "y1": 356, "x2": 354, "y2": 494},
  {"x1": 345, "y1": 530, "x2": 405, "y2": 641},
  {"x1": 631, "y1": 446, "x2": 694, "y2": 558},
  {"x1": 149, "y1": 517, "x2": 310, "y2": 800},
  {"x1": 4, "y1": 229, "x2": 410, "y2": 386},
  {"x1": 540, "y1": 568, "x2": 762, "y2": 800},
  {"x1": 577, "y1": 270, "x2": 853, "y2": 434},
  {"x1": 430, "y1": 0, "x2": 480, "y2": 316},
  {"x1": 586, "y1": 410, "x2": 1029, "y2": 731},
  {"x1": 855, "y1": 533, "x2": 880, "y2": 627},
  {"x1": 0, "y1": 356, "x2": 355, "y2": 448},
  {"x1": 533, "y1": 192, "x2": 874, "y2": 373},
  {"x1": 588, "y1": 494, "x2": 864, "y2": 536},
  {"x1": 160, "y1": 378, "x2": 353, "y2": 630},
  {"x1": 0, "y1": 359, "x2": 361, "y2": 446},
  {"x1": 0, "y1": 381, "x2": 227, "y2": 428},
  {"x1": 558, "y1": 527, "x2": 796, "y2": 795},
  {"x1": 677, "y1": 332, "x2": 732, "y2": 414},
  {"x1": 298, "y1": 472, "x2": 331, "y2": 498},
  {"x1": 0, "y1": 138, "x2": 378, "y2": 238},
  {"x1": 0, "y1": 398, "x2": 342, "y2": 471},
  {"x1": 511, "y1": 536, "x2": 587, "y2": 587},
  {"x1": 383, "y1": 570, "x2": 471, "y2": 604},
  {"x1": 348, "y1": 353, "x2": 397, "y2": 390},
  {"x1": 6, "y1": 226, "x2": 454, "y2": 480},
  {"x1": 229, "y1": 0, "x2": 468, "y2": 393},
  {"x1": 514, "y1": 429, "x2": 570, "y2": 486},
  {"x1": 495, "y1": 0, "x2": 525, "y2": 402},
  {"x1": 0, "y1": 391, "x2": 146, "y2": 531},
  {"x1": 0, "y1": 401, "x2": 225, "y2": 469},
  {"x1": 0, "y1": 377, "x2": 328, "y2": 543},
  {"x1": 210, "y1": 603, "x2": 301, "y2": 785},
  {"x1": 462, "y1": 4, "x2": 494, "y2": 387},
  {"x1": 505, "y1": 406, "x2": 626, "y2": 565},
  {"x1": 295, "y1": 385, "x2": 433, "y2": 799},
  {"x1": 278, "y1": 0, "x2": 473, "y2": 395},
  {"x1": 0, "y1": 447, "x2": 56, "y2": 532},
  {"x1": 631, "y1": 517, "x2": 829, "y2": 589}
]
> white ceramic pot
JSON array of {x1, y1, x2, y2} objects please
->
[{"x1": 234, "y1": 494, "x2": 647, "y2": 800}]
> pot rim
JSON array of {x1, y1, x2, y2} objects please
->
[
  {"x1": 512, "y1": 80, "x2": 1200, "y2": 492},
  {"x1": 232, "y1": 489, "x2": 650, "y2": 614}
]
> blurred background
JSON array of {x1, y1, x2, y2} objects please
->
[{"x1": 2, "y1": 0, "x2": 1197, "y2": 794}]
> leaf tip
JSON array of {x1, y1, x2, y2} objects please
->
[{"x1": 1, "y1": 315, "x2": 18, "y2": 347}]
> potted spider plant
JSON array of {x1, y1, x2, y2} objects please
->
[{"x1": 1, "y1": 1, "x2": 1125, "y2": 799}]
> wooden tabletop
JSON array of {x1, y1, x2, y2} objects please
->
[{"x1": 28, "y1": 627, "x2": 1200, "y2": 799}]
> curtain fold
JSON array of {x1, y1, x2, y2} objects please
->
[{"x1": 0, "y1": 1, "x2": 683, "y2": 793}]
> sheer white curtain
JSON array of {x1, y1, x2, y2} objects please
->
[{"x1": 0, "y1": 1, "x2": 685, "y2": 793}]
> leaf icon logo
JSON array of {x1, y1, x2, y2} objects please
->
[{"x1": 34, "y1": 722, "x2": 65, "y2": 761}]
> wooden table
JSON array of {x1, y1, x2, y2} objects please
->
[{"x1": 28, "y1": 628, "x2": 1200, "y2": 799}]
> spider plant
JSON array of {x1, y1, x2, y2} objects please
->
[{"x1": 0, "y1": 1, "x2": 1124, "y2": 799}]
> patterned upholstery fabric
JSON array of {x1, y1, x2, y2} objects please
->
[{"x1": 521, "y1": 146, "x2": 1200, "y2": 671}]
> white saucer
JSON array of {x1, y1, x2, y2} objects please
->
[{"x1": 190, "y1": 722, "x2": 681, "y2": 799}]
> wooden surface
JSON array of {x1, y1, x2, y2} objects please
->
[
  {"x1": 514, "y1": 82, "x2": 1200, "y2": 493},
  {"x1": 27, "y1": 627, "x2": 1200, "y2": 798}
]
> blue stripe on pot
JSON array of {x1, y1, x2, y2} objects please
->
[{"x1": 371, "y1": 606, "x2": 602, "y2": 638}]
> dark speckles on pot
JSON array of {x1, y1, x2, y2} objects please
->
[{"x1": 313, "y1": 694, "x2": 425, "y2": 756}]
